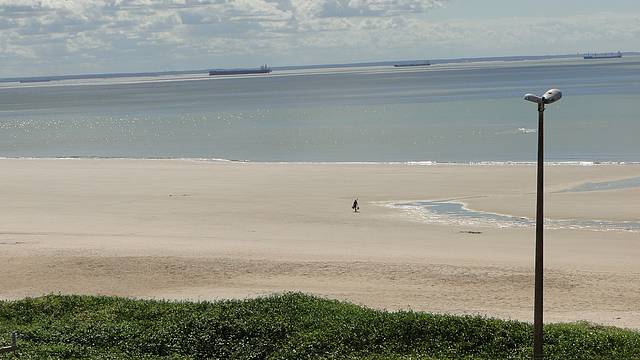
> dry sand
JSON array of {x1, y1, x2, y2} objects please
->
[{"x1": 0, "y1": 159, "x2": 639, "y2": 328}]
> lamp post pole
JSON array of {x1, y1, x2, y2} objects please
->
[
  {"x1": 534, "y1": 101, "x2": 545, "y2": 360},
  {"x1": 524, "y1": 89, "x2": 561, "y2": 360}
]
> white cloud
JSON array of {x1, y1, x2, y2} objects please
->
[{"x1": 0, "y1": 1, "x2": 639, "y2": 77}]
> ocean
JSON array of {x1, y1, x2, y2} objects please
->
[{"x1": 1, "y1": 57, "x2": 639, "y2": 162}]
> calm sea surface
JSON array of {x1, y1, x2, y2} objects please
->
[{"x1": 1, "y1": 57, "x2": 639, "y2": 162}]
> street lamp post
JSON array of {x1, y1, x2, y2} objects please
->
[{"x1": 523, "y1": 89, "x2": 562, "y2": 360}]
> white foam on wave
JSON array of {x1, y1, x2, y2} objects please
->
[
  {"x1": 495, "y1": 128, "x2": 537, "y2": 135},
  {"x1": 518, "y1": 128, "x2": 537, "y2": 134}
]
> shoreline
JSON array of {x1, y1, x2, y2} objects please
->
[
  {"x1": 1, "y1": 156, "x2": 640, "y2": 166},
  {"x1": 1, "y1": 159, "x2": 639, "y2": 328}
]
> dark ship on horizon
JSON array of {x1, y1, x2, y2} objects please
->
[
  {"x1": 209, "y1": 65, "x2": 272, "y2": 76},
  {"x1": 582, "y1": 51, "x2": 622, "y2": 59},
  {"x1": 394, "y1": 60, "x2": 431, "y2": 67}
]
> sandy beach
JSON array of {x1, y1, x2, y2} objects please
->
[{"x1": 0, "y1": 159, "x2": 638, "y2": 328}]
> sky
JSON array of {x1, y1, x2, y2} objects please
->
[{"x1": 0, "y1": 0, "x2": 639, "y2": 77}]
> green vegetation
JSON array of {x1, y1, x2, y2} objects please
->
[{"x1": 0, "y1": 293, "x2": 638, "y2": 359}]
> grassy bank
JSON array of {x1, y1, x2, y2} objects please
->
[{"x1": 0, "y1": 293, "x2": 638, "y2": 359}]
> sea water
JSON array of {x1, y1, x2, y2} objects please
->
[{"x1": 1, "y1": 57, "x2": 640, "y2": 162}]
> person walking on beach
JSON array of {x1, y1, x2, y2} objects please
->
[{"x1": 352, "y1": 198, "x2": 359, "y2": 213}]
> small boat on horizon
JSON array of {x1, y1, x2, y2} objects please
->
[{"x1": 209, "y1": 65, "x2": 272, "y2": 76}]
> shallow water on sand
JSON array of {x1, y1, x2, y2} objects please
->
[
  {"x1": 557, "y1": 176, "x2": 640, "y2": 193},
  {"x1": 384, "y1": 200, "x2": 640, "y2": 233}
]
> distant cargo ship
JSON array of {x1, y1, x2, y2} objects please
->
[
  {"x1": 209, "y1": 65, "x2": 272, "y2": 76},
  {"x1": 394, "y1": 61, "x2": 431, "y2": 67},
  {"x1": 19, "y1": 78, "x2": 51, "y2": 83},
  {"x1": 582, "y1": 52, "x2": 622, "y2": 59}
]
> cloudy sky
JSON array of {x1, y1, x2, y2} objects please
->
[{"x1": 1, "y1": 0, "x2": 639, "y2": 77}]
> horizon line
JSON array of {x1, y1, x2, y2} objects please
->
[{"x1": 2, "y1": 51, "x2": 639, "y2": 83}]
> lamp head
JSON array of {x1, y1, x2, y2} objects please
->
[
  {"x1": 524, "y1": 89, "x2": 562, "y2": 105},
  {"x1": 541, "y1": 89, "x2": 562, "y2": 104},
  {"x1": 524, "y1": 94, "x2": 542, "y2": 103}
]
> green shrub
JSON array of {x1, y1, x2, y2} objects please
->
[{"x1": 0, "y1": 293, "x2": 638, "y2": 359}]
